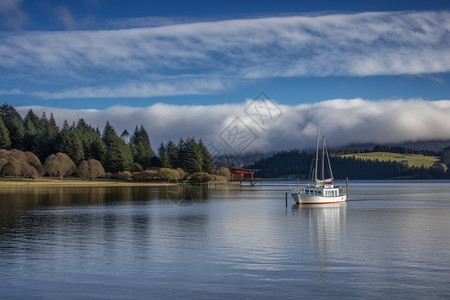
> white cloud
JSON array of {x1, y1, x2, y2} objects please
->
[
  {"x1": 16, "y1": 98, "x2": 450, "y2": 154},
  {"x1": 1, "y1": 11, "x2": 450, "y2": 98},
  {"x1": 0, "y1": 88, "x2": 23, "y2": 95},
  {"x1": 54, "y1": 5, "x2": 76, "y2": 30},
  {"x1": 0, "y1": 0, "x2": 28, "y2": 30},
  {"x1": 33, "y1": 76, "x2": 227, "y2": 99}
]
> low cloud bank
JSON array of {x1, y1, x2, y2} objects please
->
[{"x1": 17, "y1": 98, "x2": 450, "y2": 154}]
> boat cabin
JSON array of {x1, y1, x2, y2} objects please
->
[{"x1": 304, "y1": 187, "x2": 340, "y2": 197}]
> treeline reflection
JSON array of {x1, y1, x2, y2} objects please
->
[
  {"x1": 0, "y1": 185, "x2": 212, "y2": 227},
  {"x1": 0, "y1": 185, "x2": 215, "y2": 264}
]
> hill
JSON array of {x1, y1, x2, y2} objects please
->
[
  {"x1": 342, "y1": 140, "x2": 450, "y2": 152},
  {"x1": 340, "y1": 152, "x2": 440, "y2": 168},
  {"x1": 246, "y1": 150, "x2": 448, "y2": 179}
]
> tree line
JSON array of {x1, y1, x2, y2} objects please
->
[
  {"x1": 158, "y1": 138, "x2": 214, "y2": 174},
  {"x1": 247, "y1": 149, "x2": 450, "y2": 180},
  {"x1": 0, "y1": 103, "x2": 215, "y2": 179}
]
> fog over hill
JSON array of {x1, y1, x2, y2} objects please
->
[
  {"x1": 341, "y1": 140, "x2": 450, "y2": 152},
  {"x1": 18, "y1": 98, "x2": 450, "y2": 155}
]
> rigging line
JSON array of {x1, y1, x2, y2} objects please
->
[
  {"x1": 322, "y1": 135, "x2": 325, "y2": 181},
  {"x1": 315, "y1": 125, "x2": 320, "y2": 182},
  {"x1": 324, "y1": 137, "x2": 334, "y2": 180}
]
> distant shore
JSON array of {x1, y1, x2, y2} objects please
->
[{"x1": 0, "y1": 179, "x2": 178, "y2": 188}]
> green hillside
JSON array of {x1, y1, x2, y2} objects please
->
[{"x1": 340, "y1": 152, "x2": 440, "y2": 168}]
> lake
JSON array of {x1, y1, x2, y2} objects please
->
[{"x1": 1, "y1": 180, "x2": 450, "y2": 299}]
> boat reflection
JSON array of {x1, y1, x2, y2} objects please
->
[{"x1": 292, "y1": 203, "x2": 347, "y2": 282}]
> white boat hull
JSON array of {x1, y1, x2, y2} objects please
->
[{"x1": 291, "y1": 192, "x2": 346, "y2": 205}]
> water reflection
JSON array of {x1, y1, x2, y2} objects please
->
[
  {"x1": 163, "y1": 184, "x2": 208, "y2": 207},
  {"x1": 291, "y1": 204, "x2": 347, "y2": 281},
  {"x1": 0, "y1": 185, "x2": 212, "y2": 239},
  {"x1": 0, "y1": 184, "x2": 210, "y2": 207},
  {"x1": 0, "y1": 185, "x2": 213, "y2": 272},
  {"x1": 1, "y1": 182, "x2": 450, "y2": 298}
]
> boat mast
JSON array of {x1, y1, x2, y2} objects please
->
[
  {"x1": 321, "y1": 136, "x2": 325, "y2": 181},
  {"x1": 324, "y1": 138, "x2": 334, "y2": 181},
  {"x1": 314, "y1": 126, "x2": 320, "y2": 183}
]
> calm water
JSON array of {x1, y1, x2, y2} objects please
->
[{"x1": 1, "y1": 181, "x2": 450, "y2": 299}]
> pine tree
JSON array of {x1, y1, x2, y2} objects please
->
[
  {"x1": 102, "y1": 121, "x2": 133, "y2": 172},
  {"x1": 102, "y1": 136, "x2": 133, "y2": 173},
  {"x1": 181, "y1": 137, "x2": 202, "y2": 174},
  {"x1": 23, "y1": 109, "x2": 39, "y2": 152},
  {"x1": 166, "y1": 140, "x2": 179, "y2": 168},
  {"x1": 158, "y1": 142, "x2": 170, "y2": 168},
  {"x1": 176, "y1": 138, "x2": 185, "y2": 169},
  {"x1": 35, "y1": 112, "x2": 59, "y2": 161},
  {"x1": 77, "y1": 118, "x2": 106, "y2": 160},
  {"x1": 0, "y1": 103, "x2": 25, "y2": 150},
  {"x1": 442, "y1": 146, "x2": 450, "y2": 168},
  {"x1": 129, "y1": 125, "x2": 155, "y2": 169},
  {"x1": 90, "y1": 136, "x2": 106, "y2": 162},
  {"x1": 0, "y1": 117, "x2": 11, "y2": 149},
  {"x1": 57, "y1": 124, "x2": 84, "y2": 165},
  {"x1": 102, "y1": 121, "x2": 116, "y2": 144},
  {"x1": 49, "y1": 113, "x2": 58, "y2": 135},
  {"x1": 198, "y1": 139, "x2": 214, "y2": 173}
]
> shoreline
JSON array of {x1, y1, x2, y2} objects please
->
[{"x1": 0, "y1": 179, "x2": 178, "y2": 188}]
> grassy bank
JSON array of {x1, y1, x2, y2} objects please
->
[{"x1": 340, "y1": 152, "x2": 440, "y2": 168}]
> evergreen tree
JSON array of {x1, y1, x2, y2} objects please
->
[
  {"x1": 90, "y1": 135, "x2": 106, "y2": 162},
  {"x1": 181, "y1": 137, "x2": 202, "y2": 174},
  {"x1": 0, "y1": 117, "x2": 11, "y2": 149},
  {"x1": 35, "y1": 112, "x2": 59, "y2": 161},
  {"x1": 177, "y1": 138, "x2": 186, "y2": 168},
  {"x1": 129, "y1": 125, "x2": 155, "y2": 169},
  {"x1": 77, "y1": 118, "x2": 106, "y2": 160},
  {"x1": 57, "y1": 122, "x2": 84, "y2": 165},
  {"x1": 441, "y1": 146, "x2": 450, "y2": 168},
  {"x1": 102, "y1": 121, "x2": 116, "y2": 144},
  {"x1": 158, "y1": 142, "x2": 170, "y2": 168},
  {"x1": 49, "y1": 113, "x2": 59, "y2": 135},
  {"x1": 23, "y1": 109, "x2": 39, "y2": 152},
  {"x1": 198, "y1": 139, "x2": 214, "y2": 173},
  {"x1": 166, "y1": 140, "x2": 179, "y2": 168},
  {"x1": 102, "y1": 121, "x2": 133, "y2": 172},
  {"x1": 0, "y1": 103, "x2": 25, "y2": 150}
]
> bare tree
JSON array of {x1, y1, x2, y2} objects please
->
[
  {"x1": 1, "y1": 159, "x2": 21, "y2": 177},
  {"x1": 0, "y1": 149, "x2": 41, "y2": 178},
  {"x1": 21, "y1": 162, "x2": 38, "y2": 179},
  {"x1": 25, "y1": 151, "x2": 43, "y2": 175},
  {"x1": 0, "y1": 157, "x2": 7, "y2": 171},
  {"x1": 213, "y1": 167, "x2": 231, "y2": 180},
  {"x1": 44, "y1": 152, "x2": 77, "y2": 179},
  {"x1": 78, "y1": 159, "x2": 105, "y2": 179}
]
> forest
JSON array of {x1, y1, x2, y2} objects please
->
[
  {"x1": 0, "y1": 103, "x2": 224, "y2": 182},
  {"x1": 247, "y1": 149, "x2": 450, "y2": 180}
]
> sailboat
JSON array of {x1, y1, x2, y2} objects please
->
[{"x1": 291, "y1": 127, "x2": 348, "y2": 205}]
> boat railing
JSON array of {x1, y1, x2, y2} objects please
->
[{"x1": 290, "y1": 185, "x2": 306, "y2": 194}]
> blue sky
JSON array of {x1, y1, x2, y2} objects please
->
[{"x1": 1, "y1": 0, "x2": 450, "y2": 152}]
